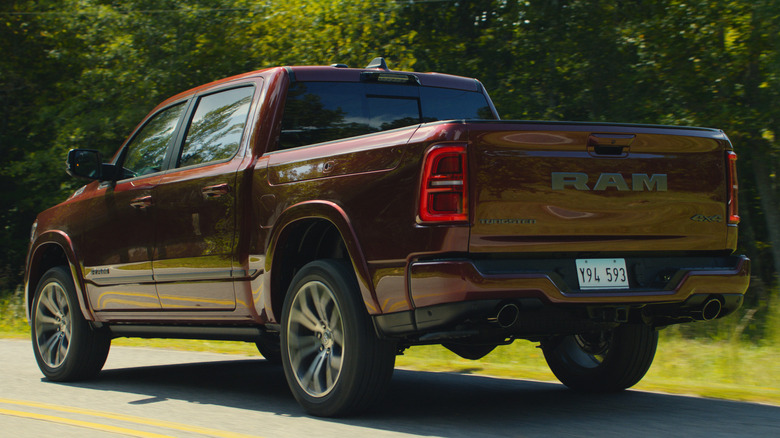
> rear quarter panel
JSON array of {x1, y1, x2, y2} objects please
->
[{"x1": 257, "y1": 124, "x2": 471, "y2": 316}]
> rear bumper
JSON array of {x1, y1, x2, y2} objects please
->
[
  {"x1": 373, "y1": 255, "x2": 749, "y2": 339},
  {"x1": 408, "y1": 254, "x2": 750, "y2": 307}
]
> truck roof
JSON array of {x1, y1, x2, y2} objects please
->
[
  {"x1": 288, "y1": 65, "x2": 482, "y2": 91},
  {"x1": 157, "y1": 63, "x2": 483, "y2": 110}
]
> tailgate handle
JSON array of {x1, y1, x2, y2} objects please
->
[{"x1": 588, "y1": 134, "x2": 635, "y2": 156}]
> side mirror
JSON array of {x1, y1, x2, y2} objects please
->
[{"x1": 66, "y1": 149, "x2": 117, "y2": 181}]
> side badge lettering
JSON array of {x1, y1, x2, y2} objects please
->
[{"x1": 479, "y1": 218, "x2": 537, "y2": 225}]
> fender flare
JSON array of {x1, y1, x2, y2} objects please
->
[
  {"x1": 265, "y1": 200, "x2": 380, "y2": 321},
  {"x1": 25, "y1": 230, "x2": 95, "y2": 322}
]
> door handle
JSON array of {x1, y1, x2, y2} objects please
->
[
  {"x1": 322, "y1": 160, "x2": 336, "y2": 174},
  {"x1": 202, "y1": 183, "x2": 230, "y2": 198},
  {"x1": 130, "y1": 195, "x2": 152, "y2": 210}
]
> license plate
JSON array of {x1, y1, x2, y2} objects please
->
[{"x1": 575, "y1": 259, "x2": 629, "y2": 290}]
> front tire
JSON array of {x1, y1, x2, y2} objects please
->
[
  {"x1": 281, "y1": 260, "x2": 395, "y2": 417},
  {"x1": 31, "y1": 266, "x2": 111, "y2": 381},
  {"x1": 256, "y1": 335, "x2": 282, "y2": 364},
  {"x1": 541, "y1": 324, "x2": 658, "y2": 392}
]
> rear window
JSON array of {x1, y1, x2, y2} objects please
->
[{"x1": 278, "y1": 81, "x2": 494, "y2": 150}]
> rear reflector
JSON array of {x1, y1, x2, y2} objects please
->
[
  {"x1": 727, "y1": 151, "x2": 740, "y2": 224},
  {"x1": 419, "y1": 144, "x2": 468, "y2": 223}
]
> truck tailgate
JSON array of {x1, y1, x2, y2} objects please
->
[{"x1": 468, "y1": 121, "x2": 733, "y2": 254}]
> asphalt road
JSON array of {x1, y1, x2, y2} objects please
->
[{"x1": 1, "y1": 338, "x2": 778, "y2": 438}]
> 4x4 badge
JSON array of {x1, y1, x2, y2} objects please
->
[{"x1": 690, "y1": 214, "x2": 723, "y2": 223}]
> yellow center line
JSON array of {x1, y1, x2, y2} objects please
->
[
  {"x1": 0, "y1": 398, "x2": 264, "y2": 438},
  {"x1": 0, "y1": 407, "x2": 175, "y2": 438}
]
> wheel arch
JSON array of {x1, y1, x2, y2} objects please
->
[
  {"x1": 265, "y1": 200, "x2": 379, "y2": 323},
  {"x1": 25, "y1": 231, "x2": 93, "y2": 323}
]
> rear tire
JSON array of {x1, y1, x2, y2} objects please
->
[
  {"x1": 31, "y1": 266, "x2": 111, "y2": 381},
  {"x1": 281, "y1": 259, "x2": 395, "y2": 417},
  {"x1": 541, "y1": 324, "x2": 658, "y2": 392}
]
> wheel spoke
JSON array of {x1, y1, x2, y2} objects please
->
[
  {"x1": 61, "y1": 322, "x2": 72, "y2": 344},
  {"x1": 35, "y1": 313, "x2": 58, "y2": 327},
  {"x1": 290, "y1": 334, "x2": 319, "y2": 363},
  {"x1": 325, "y1": 354, "x2": 335, "y2": 389},
  {"x1": 331, "y1": 325, "x2": 344, "y2": 346},
  {"x1": 327, "y1": 350, "x2": 342, "y2": 384},
  {"x1": 53, "y1": 286, "x2": 67, "y2": 315},
  {"x1": 313, "y1": 287, "x2": 331, "y2": 324},
  {"x1": 287, "y1": 279, "x2": 346, "y2": 398},
  {"x1": 300, "y1": 350, "x2": 328, "y2": 393},
  {"x1": 290, "y1": 307, "x2": 320, "y2": 332},
  {"x1": 40, "y1": 287, "x2": 60, "y2": 318},
  {"x1": 56, "y1": 334, "x2": 68, "y2": 366},
  {"x1": 39, "y1": 333, "x2": 59, "y2": 366},
  {"x1": 299, "y1": 287, "x2": 322, "y2": 329},
  {"x1": 328, "y1": 306, "x2": 341, "y2": 332}
]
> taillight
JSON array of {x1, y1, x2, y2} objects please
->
[
  {"x1": 726, "y1": 151, "x2": 740, "y2": 224},
  {"x1": 419, "y1": 144, "x2": 469, "y2": 223}
]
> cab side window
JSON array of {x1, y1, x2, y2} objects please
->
[
  {"x1": 122, "y1": 102, "x2": 186, "y2": 179},
  {"x1": 177, "y1": 86, "x2": 254, "y2": 168}
]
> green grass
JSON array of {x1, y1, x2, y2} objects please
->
[
  {"x1": 396, "y1": 335, "x2": 780, "y2": 406},
  {"x1": 0, "y1": 293, "x2": 30, "y2": 336},
  {"x1": 3, "y1": 293, "x2": 778, "y2": 406}
]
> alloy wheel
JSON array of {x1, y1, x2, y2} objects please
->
[
  {"x1": 34, "y1": 281, "x2": 72, "y2": 369},
  {"x1": 286, "y1": 280, "x2": 345, "y2": 398}
]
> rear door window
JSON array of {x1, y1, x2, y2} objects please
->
[
  {"x1": 278, "y1": 82, "x2": 370, "y2": 149},
  {"x1": 177, "y1": 86, "x2": 254, "y2": 168}
]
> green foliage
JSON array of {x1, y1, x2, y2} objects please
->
[
  {"x1": 0, "y1": 290, "x2": 28, "y2": 334},
  {"x1": 0, "y1": 0, "x2": 777, "y2": 337}
]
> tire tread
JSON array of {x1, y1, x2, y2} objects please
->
[
  {"x1": 281, "y1": 259, "x2": 395, "y2": 417},
  {"x1": 542, "y1": 324, "x2": 658, "y2": 392}
]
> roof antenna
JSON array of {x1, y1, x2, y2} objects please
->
[{"x1": 365, "y1": 57, "x2": 389, "y2": 70}]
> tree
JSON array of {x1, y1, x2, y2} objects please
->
[{"x1": 1, "y1": 0, "x2": 777, "y2": 339}]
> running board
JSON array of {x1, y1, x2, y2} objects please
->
[{"x1": 108, "y1": 324, "x2": 265, "y2": 342}]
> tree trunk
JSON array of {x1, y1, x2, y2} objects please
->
[{"x1": 751, "y1": 152, "x2": 780, "y2": 288}]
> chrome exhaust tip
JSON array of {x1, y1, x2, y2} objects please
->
[
  {"x1": 495, "y1": 303, "x2": 520, "y2": 328},
  {"x1": 700, "y1": 298, "x2": 723, "y2": 321}
]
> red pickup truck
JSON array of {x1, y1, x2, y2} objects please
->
[{"x1": 25, "y1": 58, "x2": 749, "y2": 416}]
